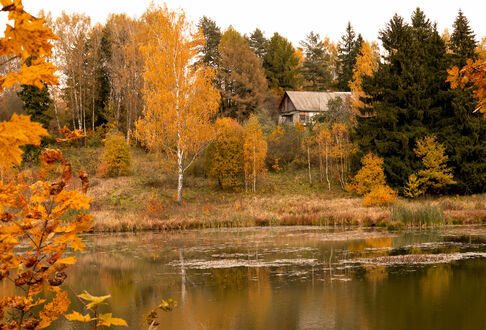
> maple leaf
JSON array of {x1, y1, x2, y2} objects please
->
[
  {"x1": 77, "y1": 291, "x2": 111, "y2": 309},
  {"x1": 65, "y1": 311, "x2": 94, "y2": 322},
  {"x1": 37, "y1": 291, "x2": 70, "y2": 329},
  {"x1": 98, "y1": 313, "x2": 128, "y2": 327},
  {"x1": 56, "y1": 256, "x2": 77, "y2": 265}
]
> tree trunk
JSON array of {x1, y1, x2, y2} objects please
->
[
  {"x1": 318, "y1": 142, "x2": 323, "y2": 183},
  {"x1": 307, "y1": 144, "x2": 312, "y2": 185},
  {"x1": 252, "y1": 142, "x2": 256, "y2": 193},
  {"x1": 177, "y1": 151, "x2": 184, "y2": 206},
  {"x1": 325, "y1": 140, "x2": 330, "y2": 191}
]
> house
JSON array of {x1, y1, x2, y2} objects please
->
[{"x1": 278, "y1": 91, "x2": 352, "y2": 124}]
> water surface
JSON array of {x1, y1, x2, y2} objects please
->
[{"x1": 38, "y1": 226, "x2": 486, "y2": 328}]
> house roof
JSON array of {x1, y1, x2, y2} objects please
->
[{"x1": 281, "y1": 91, "x2": 352, "y2": 112}]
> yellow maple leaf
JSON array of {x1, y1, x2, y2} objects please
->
[
  {"x1": 56, "y1": 256, "x2": 77, "y2": 265},
  {"x1": 65, "y1": 311, "x2": 94, "y2": 322},
  {"x1": 77, "y1": 291, "x2": 111, "y2": 309},
  {"x1": 98, "y1": 313, "x2": 128, "y2": 327}
]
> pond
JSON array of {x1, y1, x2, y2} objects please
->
[{"x1": 20, "y1": 226, "x2": 486, "y2": 328}]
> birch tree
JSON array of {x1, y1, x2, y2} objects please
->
[{"x1": 135, "y1": 5, "x2": 220, "y2": 205}]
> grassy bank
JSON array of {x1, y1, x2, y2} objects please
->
[{"x1": 61, "y1": 146, "x2": 486, "y2": 232}]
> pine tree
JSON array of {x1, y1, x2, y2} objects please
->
[
  {"x1": 198, "y1": 16, "x2": 222, "y2": 69},
  {"x1": 353, "y1": 9, "x2": 450, "y2": 190},
  {"x1": 300, "y1": 32, "x2": 333, "y2": 91},
  {"x1": 336, "y1": 22, "x2": 362, "y2": 91},
  {"x1": 263, "y1": 33, "x2": 302, "y2": 90},
  {"x1": 249, "y1": 28, "x2": 268, "y2": 60}
]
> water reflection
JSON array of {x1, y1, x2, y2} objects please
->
[{"x1": 5, "y1": 226, "x2": 486, "y2": 329}]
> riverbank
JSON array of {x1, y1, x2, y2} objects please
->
[{"x1": 59, "y1": 146, "x2": 486, "y2": 232}]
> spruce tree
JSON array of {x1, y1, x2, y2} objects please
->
[
  {"x1": 353, "y1": 9, "x2": 450, "y2": 190},
  {"x1": 18, "y1": 84, "x2": 52, "y2": 129},
  {"x1": 336, "y1": 22, "x2": 362, "y2": 91},
  {"x1": 300, "y1": 32, "x2": 333, "y2": 91},
  {"x1": 449, "y1": 9, "x2": 477, "y2": 66},
  {"x1": 436, "y1": 10, "x2": 486, "y2": 193}
]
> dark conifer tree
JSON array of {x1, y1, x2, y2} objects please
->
[
  {"x1": 18, "y1": 84, "x2": 52, "y2": 129},
  {"x1": 263, "y1": 33, "x2": 302, "y2": 90},
  {"x1": 300, "y1": 32, "x2": 333, "y2": 91},
  {"x1": 353, "y1": 9, "x2": 450, "y2": 190},
  {"x1": 249, "y1": 28, "x2": 268, "y2": 60},
  {"x1": 18, "y1": 57, "x2": 53, "y2": 129},
  {"x1": 198, "y1": 16, "x2": 222, "y2": 69},
  {"x1": 336, "y1": 22, "x2": 361, "y2": 91},
  {"x1": 436, "y1": 10, "x2": 486, "y2": 193},
  {"x1": 449, "y1": 9, "x2": 477, "y2": 66}
]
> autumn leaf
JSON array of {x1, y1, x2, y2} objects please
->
[
  {"x1": 77, "y1": 291, "x2": 111, "y2": 309},
  {"x1": 56, "y1": 256, "x2": 77, "y2": 265},
  {"x1": 65, "y1": 311, "x2": 94, "y2": 322},
  {"x1": 98, "y1": 313, "x2": 128, "y2": 327},
  {"x1": 37, "y1": 291, "x2": 70, "y2": 329}
]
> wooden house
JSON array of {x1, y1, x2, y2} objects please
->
[{"x1": 278, "y1": 91, "x2": 352, "y2": 124}]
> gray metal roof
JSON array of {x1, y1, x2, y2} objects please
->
[{"x1": 284, "y1": 91, "x2": 352, "y2": 112}]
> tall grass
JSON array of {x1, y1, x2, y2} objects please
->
[{"x1": 391, "y1": 201, "x2": 444, "y2": 227}]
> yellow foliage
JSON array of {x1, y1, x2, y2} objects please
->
[
  {"x1": 363, "y1": 185, "x2": 397, "y2": 207},
  {"x1": 348, "y1": 153, "x2": 386, "y2": 196},
  {"x1": 244, "y1": 114, "x2": 267, "y2": 193},
  {"x1": 0, "y1": 0, "x2": 58, "y2": 90},
  {"x1": 205, "y1": 117, "x2": 244, "y2": 189},
  {"x1": 100, "y1": 133, "x2": 131, "y2": 177},
  {"x1": 65, "y1": 311, "x2": 94, "y2": 322},
  {"x1": 98, "y1": 313, "x2": 128, "y2": 327},
  {"x1": 135, "y1": 4, "x2": 220, "y2": 204},
  {"x1": 37, "y1": 291, "x2": 70, "y2": 329},
  {"x1": 0, "y1": 114, "x2": 48, "y2": 175},
  {"x1": 349, "y1": 41, "x2": 380, "y2": 119},
  {"x1": 414, "y1": 136, "x2": 455, "y2": 193},
  {"x1": 404, "y1": 173, "x2": 425, "y2": 199}
]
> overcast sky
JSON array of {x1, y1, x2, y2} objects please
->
[{"x1": 12, "y1": 0, "x2": 486, "y2": 45}]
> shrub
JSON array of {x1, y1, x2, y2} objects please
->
[
  {"x1": 363, "y1": 185, "x2": 397, "y2": 207},
  {"x1": 347, "y1": 153, "x2": 386, "y2": 195},
  {"x1": 100, "y1": 133, "x2": 131, "y2": 177},
  {"x1": 205, "y1": 117, "x2": 244, "y2": 189}
]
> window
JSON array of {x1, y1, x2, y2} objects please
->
[{"x1": 299, "y1": 114, "x2": 309, "y2": 123}]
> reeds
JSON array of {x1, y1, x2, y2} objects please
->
[{"x1": 391, "y1": 201, "x2": 444, "y2": 227}]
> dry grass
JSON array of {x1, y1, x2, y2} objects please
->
[{"x1": 58, "y1": 146, "x2": 486, "y2": 232}]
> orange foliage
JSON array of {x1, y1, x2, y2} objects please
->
[
  {"x1": 363, "y1": 185, "x2": 397, "y2": 207},
  {"x1": 349, "y1": 41, "x2": 380, "y2": 119},
  {"x1": 0, "y1": 3, "x2": 125, "y2": 328},
  {"x1": 0, "y1": 0, "x2": 58, "y2": 90},
  {"x1": 243, "y1": 114, "x2": 267, "y2": 193},
  {"x1": 347, "y1": 153, "x2": 386, "y2": 196},
  {"x1": 135, "y1": 4, "x2": 220, "y2": 205},
  {"x1": 447, "y1": 52, "x2": 486, "y2": 116}
]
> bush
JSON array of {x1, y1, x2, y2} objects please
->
[
  {"x1": 99, "y1": 133, "x2": 131, "y2": 177},
  {"x1": 363, "y1": 185, "x2": 397, "y2": 207},
  {"x1": 266, "y1": 123, "x2": 305, "y2": 170},
  {"x1": 205, "y1": 118, "x2": 244, "y2": 189},
  {"x1": 348, "y1": 153, "x2": 386, "y2": 195}
]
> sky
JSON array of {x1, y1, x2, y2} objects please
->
[{"x1": 9, "y1": 0, "x2": 486, "y2": 45}]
